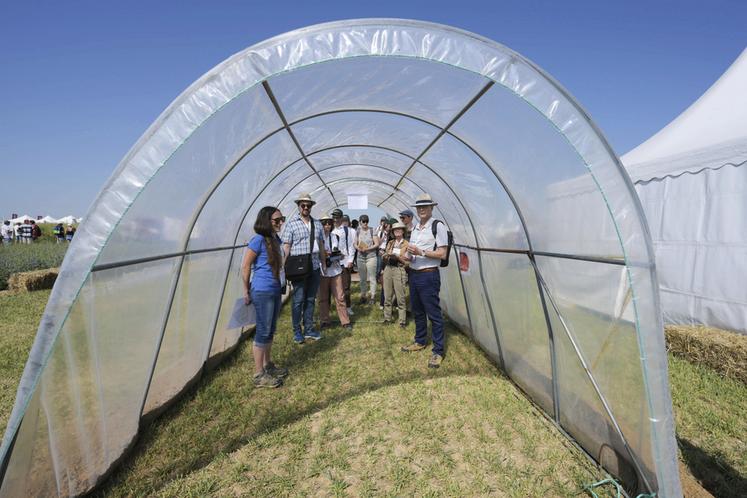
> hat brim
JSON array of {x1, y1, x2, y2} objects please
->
[
  {"x1": 295, "y1": 199, "x2": 316, "y2": 205},
  {"x1": 411, "y1": 202, "x2": 438, "y2": 207}
]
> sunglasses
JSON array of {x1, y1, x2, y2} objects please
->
[
  {"x1": 271, "y1": 216, "x2": 285, "y2": 224},
  {"x1": 299, "y1": 203, "x2": 313, "y2": 209},
  {"x1": 360, "y1": 220, "x2": 369, "y2": 224},
  {"x1": 321, "y1": 220, "x2": 333, "y2": 225}
]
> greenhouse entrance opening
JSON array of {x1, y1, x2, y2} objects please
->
[{"x1": 0, "y1": 19, "x2": 681, "y2": 497}]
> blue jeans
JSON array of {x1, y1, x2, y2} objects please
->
[
  {"x1": 291, "y1": 269, "x2": 321, "y2": 341},
  {"x1": 252, "y1": 289, "x2": 282, "y2": 347},
  {"x1": 409, "y1": 270, "x2": 445, "y2": 356}
]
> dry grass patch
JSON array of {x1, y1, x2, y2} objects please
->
[
  {"x1": 159, "y1": 375, "x2": 606, "y2": 497},
  {"x1": 666, "y1": 325, "x2": 747, "y2": 384},
  {"x1": 6, "y1": 267, "x2": 59, "y2": 292}
]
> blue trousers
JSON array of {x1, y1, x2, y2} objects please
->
[
  {"x1": 409, "y1": 270, "x2": 445, "y2": 356},
  {"x1": 291, "y1": 269, "x2": 321, "y2": 341},
  {"x1": 252, "y1": 290, "x2": 282, "y2": 347}
]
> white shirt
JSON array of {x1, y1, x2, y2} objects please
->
[
  {"x1": 408, "y1": 217, "x2": 448, "y2": 270},
  {"x1": 1, "y1": 224, "x2": 12, "y2": 239},
  {"x1": 333, "y1": 224, "x2": 357, "y2": 266},
  {"x1": 321, "y1": 231, "x2": 343, "y2": 277}
]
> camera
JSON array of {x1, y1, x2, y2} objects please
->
[{"x1": 326, "y1": 248, "x2": 342, "y2": 267}]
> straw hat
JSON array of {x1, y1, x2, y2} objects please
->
[
  {"x1": 390, "y1": 222, "x2": 407, "y2": 231},
  {"x1": 412, "y1": 193, "x2": 438, "y2": 207},
  {"x1": 294, "y1": 192, "x2": 316, "y2": 205},
  {"x1": 319, "y1": 213, "x2": 334, "y2": 222}
]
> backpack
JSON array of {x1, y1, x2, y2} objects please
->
[{"x1": 431, "y1": 220, "x2": 453, "y2": 268}]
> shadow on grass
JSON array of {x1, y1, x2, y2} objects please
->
[
  {"x1": 679, "y1": 437, "x2": 746, "y2": 498},
  {"x1": 92, "y1": 311, "x2": 498, "y2": 497}
]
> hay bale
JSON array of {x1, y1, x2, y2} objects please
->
[
  {"x1": 7, "y1": 268, "x2": 59, "y2": 292},
  {"x1": 665, "y1": 325, "x2": 747, "y2": 384}
]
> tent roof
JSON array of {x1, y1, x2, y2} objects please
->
[{"x1": 623, "y1": 48, "x2": 747, "y2": 181}]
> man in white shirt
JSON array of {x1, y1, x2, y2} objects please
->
[
  {"x1": 401, "y1": 194, "x2": 449, "y2": 368},
  {"x1": 333, "y1": 210, "x2": 357, "y2": 316},
  {"x1": 1, "y1": 221, "x2": 13, "y2": 244}
]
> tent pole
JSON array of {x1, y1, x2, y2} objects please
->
[
  {"x1": 531, "y1": 260, "x2": 654, "y2": 494},
  {"x1": 529, "y1": 253, "x2": 561, "y2": 422},
  {"x1": 262, "y1": 81, "x2": 339, "y2": 207},
  {"x1": 453, "y1": 246, "x2": 476, "y2": 342},
  {"x1": 379, "y1": 80, "x2": 495, "y2": 206},
  {"x1": 137, "y1": 256, "x2": 186, "y2": 420},
  {"x1": 475, "y1": 250, "x2": 507, "y2": 371}
]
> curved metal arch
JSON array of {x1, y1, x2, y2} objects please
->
[
  {"x1": 169, "y1": 104, "x2": 527, "y2": 258},
  {"x1": 279, "y1": 163, "x2": 428, "y2": 205},
  {"x1": 273, "y1": 163, "x2": 460, "y2": 231},
  {"x1": 225, "y1": 143, "x2": 479, "y2": 251}
]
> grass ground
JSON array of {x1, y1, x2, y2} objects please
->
[
  {"x1": 669, "y1": 356, "x2": 747, "y2": 496},
  {"x1": 0, "y1": 241, "x2": 67, "y2": 289},
  {"x1": 0, "y1": 289, "x2": 744, "y2": 496},
  {"x1": 0, "y1": 289, "x2": 50, "y2": 435}
]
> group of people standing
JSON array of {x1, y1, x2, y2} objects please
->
[
  {"x1": 0, "y1": 220, "x2": 76, "y2": 244},
  {"x1": 241, "y1": 192, "x2": 450, "y2": 388}
]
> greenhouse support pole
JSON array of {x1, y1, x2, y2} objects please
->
[{"x1": 532, "y1": 261, "x2": 654, "y2": 494}]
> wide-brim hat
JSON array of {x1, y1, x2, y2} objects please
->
[
  {"x1": 319, "y1": 213, "x2": 334, "y2": 222},
  {"x1": 391, "y1": 222, "x2": 407, "y2": 231},
  {"x1": 294, "y1": 192, "x2": 316, "y2": 205},
  {"x1": 412, "y1": 193, "x2": 438, "y2": 207}
]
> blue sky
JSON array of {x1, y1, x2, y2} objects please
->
[{"x1": 1, "y1": 0, "x2": 745, "y2": 217}]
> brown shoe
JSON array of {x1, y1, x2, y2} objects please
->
[
  {"x1": 428, "y1": 353, "x2": 443, "y2": 368},
  {"x1": 401, "y1": 342, "x2": 426, "y2": 352}
]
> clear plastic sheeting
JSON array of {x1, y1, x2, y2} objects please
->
[{"x1": 0, "y1": 19, "x2": 680, "y2": 498}]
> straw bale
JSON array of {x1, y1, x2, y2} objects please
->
[
  {"x1": 6, "y1": 268, "x2": 59, "y2": 292},
  {"x1": 665, "y1": 325, "x2": 747, "y2": 384}
]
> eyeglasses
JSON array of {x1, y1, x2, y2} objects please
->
[
  {"x1": 271, "y1": 216, "x2": 285, "y2": 224},
  {"x1": 299, "y1": 203, "x2": 313, "y2": 209},
  {"x1": 360, "y1": 220, "x2": 368, "y2": 224},
  {"x1": 321, "y1": 220, "x2": 333, "y2": 225}
]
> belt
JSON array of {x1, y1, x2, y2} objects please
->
[{"x1": 411, "y1": 267, "x2": 439, "y2": 273}]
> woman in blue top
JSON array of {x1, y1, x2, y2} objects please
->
[{"x1": 242, "y1": 206, "x2": 287, "y2": 388}]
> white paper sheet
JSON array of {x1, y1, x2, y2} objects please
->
[{"x1": 228, "y1": 297, "x2": 257, "y2": 329}]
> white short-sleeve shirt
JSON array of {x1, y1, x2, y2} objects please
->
[{"x1": 408, "y1": 218, "x2": 448, "y2": 270}]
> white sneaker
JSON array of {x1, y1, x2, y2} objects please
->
[{"x1": 347, "y1": 307, "x2": 354, "y2": 316}]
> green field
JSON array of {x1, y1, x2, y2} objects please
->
[
  {"x1": 0, "y1": 290, "x2": 744, "y2": 497},
  {"x1": 0, "y1": 229, "x2": 69, "y2": 289}
]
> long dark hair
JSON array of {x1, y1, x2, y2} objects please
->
[{"x1": 253, "y1": 206, "x2": 282, "y2": 280}]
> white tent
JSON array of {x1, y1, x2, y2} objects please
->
[
  {"x1": 622, "y1": 48, "x2": 747, "y2": 334},
  {"x1": 8, "y1": 215, "x2": 32, "y2": 224},
  {"x1": 0, "y1": 20, "x2": 680, "y2": 497}
]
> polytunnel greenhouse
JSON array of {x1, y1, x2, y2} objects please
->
[{"x1": 0, "y1": 19, "x2": 681, "y2": 497}]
